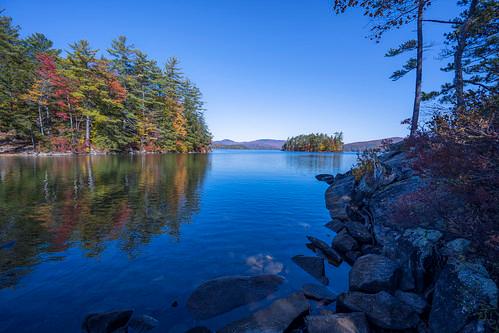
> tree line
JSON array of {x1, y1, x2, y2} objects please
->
[
  {"x1": 282, "y1": 133, "x2": 344, "y2": 152},
  {"x1": 0, "y1": 13, "x2": 212, "y2": 153}
]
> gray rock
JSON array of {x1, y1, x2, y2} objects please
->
[
  {"x1": 356, "y1": 160, "x2": 396, "y2": 197},
  {"x1": 292, "y1": 255, "x2": 329, "y2": 285},
  {"x1": 307, "y1": 236, "x2": 343, "y2": 266},
  {"x1": 429, "y1": 260, "x2": 498, "y2": 333},
  {"x1": 187, "y1": 275, "x2": 284, "y2": 320},
  {"x1": 218, "y1": 292, "x2": 309, "y2": 333},
  {"x1": 346, "y1": 222, "x2": 371, "y2": 244},
  {"x1": 337, "y1": 291, "x2": 420, "y2": 330},
  {"x1": 129, "y1": 314, "x2": 159, "y2": 332},
  {"x1": 460, "y1": 320, "x2": 487, "y2": 333},
  {"x1": 394, "y1": 290, "x2": 427, "y2": 314},
  {"x1": 326, "y1": 175, "x2": 355, "y2": 221},
  {"x1": 349, "y1": 254, "x2": 400, "y2": 293},
  {"x1": 185, "y1": 327, "x2": 211, "y2": 333},
  {"x1": 316, "y1": 174, "x2": 335, "y2": 184},
  {"x1": 333, "y1": 230, "x2": 359, "y2": 254},
  {"x1": 343, "y1": 251, "x2": 361, "y2": 266},
  {"x1": 306, "y1": 312, "x2": 371, "y2": 333},
  {"x1": 360, "y1": 244, "x2": 379, "y2": 255},
  {"x1": 325, "y1": 220, "x2": 346, "y2": 233},
  {"x1": 82, "y1": 310, "x2": 134, "y2": 333},
  {"x1": 442, "y1": 238, "x2": 471, "y2": 257},
  {"x1": 302, "y1": 283, "x2": 337, "y2": 304}
]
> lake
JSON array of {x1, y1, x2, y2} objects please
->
[{"x1": 0, "y1": 150, "x2": 358, "y2": 332}]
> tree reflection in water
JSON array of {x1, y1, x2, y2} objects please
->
[{"x1": 0, "y1": 154, "x2": 210, "y2": 289}]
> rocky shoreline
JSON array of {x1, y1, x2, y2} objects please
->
[{"x1": 82, "y1": 147, "x2": 498, "y2": 333}]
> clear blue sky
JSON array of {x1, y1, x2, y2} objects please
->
[{"x1": 3, "y1": 0, "x2": 460, "y2": 143}]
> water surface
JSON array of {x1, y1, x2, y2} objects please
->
[{"x1": 0, "y1": 150, "x2": 357, "y2": 332}]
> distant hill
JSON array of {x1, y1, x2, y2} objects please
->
[
  {"x1": 212, "y1": 137, "x2": 404, "y2": 151},
  {"x1": 212, "y1": 139, "x2": 285, "y2": 150},
  {"x1": 343, "y1": 137, "x2": 404, "y2": 152}
]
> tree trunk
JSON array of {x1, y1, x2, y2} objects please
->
[
  {"x1": 454, "y1": 0, "x2": 478, "y2": 111},
  {"x1": 85, "y1": 115, "x2": 91, "y2": 152},
  {"x1": 411, "y1": 0, "x2": 425, "y2": 137},
  {"x1": 38, "y1": 103, "x2": 45, "y2": 136}
]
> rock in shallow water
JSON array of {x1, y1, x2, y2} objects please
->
[
  {"x1": 302, "y1": 283, "x2": 337, "y2": 304},
  {"x1": 185, "y1": 327, "x2": 212, "y2": 333},
  {"x1": 337, "y1": 291, "x2": 420, "y2": 330},
  {"x1": 333, "y1": 230, "x2": 359, "y2": 253},
  {"x1": 315, "y1": 174, "x2": 335, "y2": 184},
  {"x1": 307, "y1": 236, "x2": 343, "y2": 266},
  {"x1": 129, "y1": 314, "x2": 159, "y2": 332},
  {"x1": 292, "y1": 255, "x2": 329, "y2": 285},
  {"x1": 306, "y1": 312, "x2": 371, "y2": 333},
  {"x1": 429, "y1": 260, "x2": 498, "y2": 333},
  {"x1": 82, "y1": 310, "x2": 134, "y2": 333},
  {"x1": 218, "y1": 292, "x2": 309, "y2": 333},
  {"x1": 349, "y1": 254, "x2": 400, "y2": 293},
  {"x1": 326, "y1": 175, "x2": 355, "y2": 221},
  {"x1": 187, "y1": 275, "x2": 284, "y2": 320}
]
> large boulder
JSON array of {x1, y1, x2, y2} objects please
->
[
  {"x1": 129, "y1": 314, "x2": 159, "y2": 332},
  {"x1": 307, "y1": 236, "x2": 343, "y2": 266},
  {"x1": 187, "y1": 275, "x2": 284, "y2": 319},
  {"x1": 345, "y1": 222, "x2": 371, "y2": 244},
  {"x1": 292, "y1": 255, "x2": 329, "y2": 285},
  {"x1": 337, "y1": 291, "x2": 420, "y2": 330},
  {"x1": 82, "y1": 310, "x2": 133, "y2": 333},
  {"x1": 218, "y1": 292, "x2": 309, "y2": 333},
  {"x1": 302, "y1": 283, "x2": 337, "y2": 304},
  {"x1": 349, "y1": 254, "x2": 400, "y2": 293},
  {"x1": 429, "y1": 260, "x2": 498, "y2": 333},
  {"x1": 394, "y1": 290, "x2": 427, "y2": 314},
  {"x1": 306, "y1": 312, "x2": 371, "y2": 333},
  {"x1": 316, "y1": 174, "x2": 335, "y2": 184},
  {"x1": 333, "y1": 230, "x2": 359, "y2": 254},
  {"x1": 326, "y1": 175, "x2": 355, "y2": 221},
  {"x1": 442, "y1": 238, "x2": 471, "y2": 258}
]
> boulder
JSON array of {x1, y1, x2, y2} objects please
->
[
  {"x1": 356, "y1": 160, "x2": 396, "y2": 197},
  {"x1": 316, "y1": 174, "x2": 335, "y2": 184},
  {"x1": 302, "y1": 283, "x2": 337, "y2": 304},
  {"x1": 394, "y1": 290, "x2": 427, "y2": 314},
  {"x1": 332, "y1": 230, "x2": 358, "y2": 254},
  {"x1": 187, "y1": 275, "x2": 284, "y2": 320},
  {"x1": 460, "y1": 321, "x2": 487, "y2": 333},
  {"x1": 306, "y1": 312, "x2": 371, "y2": 333},
  {"x1": 82, "y1": 310, "x2": 133, "y2": 333},
  {"x1": 337, "y1": 291, "x2": 420, "y2": 330},
  {"x1": 360, "y1": 244, "x2": 379, "y2": 255},
  {"x1": 345, "y1": 222, "x2": 371, "y2": 244},
  {"x1": 343, "y1": 251, "x2": 361, "y2": 266},
  {"x1": 325, "y1": 220, "x2": 346, "y2": 233},
  {"x1": 129, "y1": 314, "x2": 159, "y2": 331},
  {"x1": 326, "y1": 175, "x2": 355, "y2": 221},
  {"x1": 307, "y1": 236, "x2": 343, "y2": 266},
  {"x1": 218, "y1": 292, "x2": 309, "y2": 333},
  {"x1": 429, "y1": 260, "x2": 498, "y2": 333},
  {"x1": 442, "y1": 238, "x2": 471, "y2": 257},
  {"x1": 349, "y1": 254, "x2": 400, "y2": 293},
  {"x1": 292, "y1": 255, "x2": 329, "y2": 285}
]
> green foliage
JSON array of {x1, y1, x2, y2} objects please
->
[
  {"x1": 0, "y1": 13, "x2": 212, "y2": 153},
  {"x1": 282, "y1": 132, "x2": 343, "y2": 152},
  {"x1": 351, "y1": 150, "x2": 379, "y2": 182}
]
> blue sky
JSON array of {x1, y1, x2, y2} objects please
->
[{"x1": 3, "y1": 0, "x2": 460, "y2": 143}]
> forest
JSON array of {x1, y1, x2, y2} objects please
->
[
  {"x1": 282, "y1": 133, "x2": 344, "y2": 152},
  {"x1": 0, "y1": 14, "x2": 212, "y2": 154}
]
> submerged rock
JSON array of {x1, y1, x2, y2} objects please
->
[
  {"x1": 349, "y1": 254, "x2": 400, "y2": 293},
  {"x1": 82, "y1": 310, "x2": 134, "y2": 333},
  {"x1": 394, "y1": 290, "x2": 427, "y2": 314},
  {"x1": 187, "y1": 275, "x2": 284, "y2": 320},
  {"x1": 316, "y1": 174, "x2": 335, "y2": 184},
  {"x1": 337, "y1": 291, "x2": 420, "y2": 330},
  {"x1": 326, "y1": 175, "x2": 355, "y2": 221},
  {"x1": 345, "y1": 222, "x2": 371, "y2": 244},
  {"x1": 185, "y1": 327, "x2": 212, "y2": 333},
  {"x1": 129, "y1": 314, "x2": 159, "y2": 332},
  {"x1": 307, "y1": 236, "x2": 343, "y2": 266},
  {"x1": 325, "y1": 220, "x2": 346, "y2": 233},
  {"x1": 302, "y1": 283, "x2": 337, "y2": 304},
  {"x1": 429, "y1": 260, "x2": 498, "y2": 333},
  {"x1": 292, "y1": 255, "x2": 329, "y2": 285},
  {"x1": 306, "y1": 312, "x2": 370, "y2": 333},
  {"x1": 218, "y1": 292, "x2": 309, "y2": 333},
  {"x1": 332, "y1": 230, "x2": 359, "y2": 254}
]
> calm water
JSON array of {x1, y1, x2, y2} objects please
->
[{"x1": 0, "y1": 150, "x2": 357, "y2": 332}]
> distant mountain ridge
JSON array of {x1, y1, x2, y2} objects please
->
[{"x1": 212, "y1": 137, "x2": 404, "y2": 151}]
